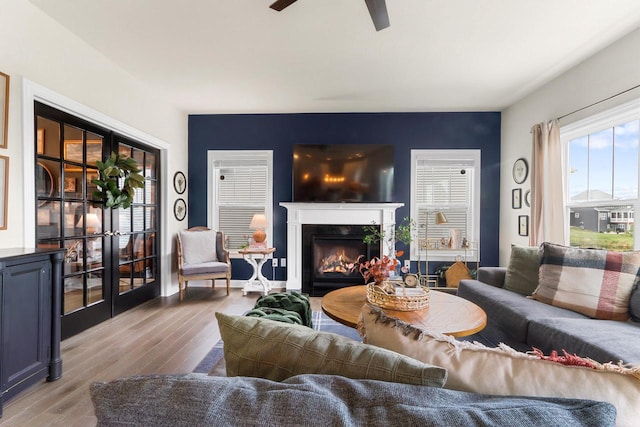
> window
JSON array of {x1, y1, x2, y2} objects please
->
[
  {"x1": 562, "y1": 98, "x2": 640, "y2": 250},
  {"x1": 410, "y1": 149, "x2": 480, "y2": 261},
  {"x1": 208, "y1": 150, "x2": 273, "y2": 257}
]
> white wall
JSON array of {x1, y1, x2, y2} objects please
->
[
  {"x1": 499, "y1": 27, "x2": 640, "y2": 266},
  {"x1": 0, "y1": 0, "x2": 188, "y2": 296}
]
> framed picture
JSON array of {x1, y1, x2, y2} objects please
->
[
  {"x1": 512, "y1": 188, "x2": 522, "y2": 209},
  {"x1": 37, "y1": 128, "x2": 45, "y2": 154},
  {"x1": 0, "y1": 155, "x2": 8, "y2": 230},
  {"x1": 174, "y1": 198, "x2": 187, "y2": 221},
  {"x1": 518, "y1": 215, "x2": 529, "y2": 236},
  {"x1": 64, "y1": 177, "x2": 77, "y2": 192},
  {"x1": 64, "y1": 140, "x2": 103, "y2": 171},
  {"x1": 0, "y1": 71, "x2": 9, "y2": 149},
  {"x1": 512, "y1": 158, "x2": 528, "y2": 184},
  {"x1": 524, "y1": 190, "x2": 531, "y2": 207},
  {"x1": 173, "y1": 171, "x2": 186, "y2": 194}
]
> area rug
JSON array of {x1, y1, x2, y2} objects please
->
[{"x1": 193, "y1": 311, "x2": 361, "y2": 374}]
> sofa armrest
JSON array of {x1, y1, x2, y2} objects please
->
[{"x1": 476, "y1": 267, "x2": 507, "y2": 288}]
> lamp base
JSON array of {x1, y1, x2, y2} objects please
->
[{"x1": 253, "y1": 229, "x2": 266, "y2": 243}]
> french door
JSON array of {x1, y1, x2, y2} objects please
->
[{"x1": 35, "y1": 102, "x2": 160, "y2": 339}]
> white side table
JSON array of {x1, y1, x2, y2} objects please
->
[{"x1": 239, "y1": 247, "x2": 276, "y2": 296}]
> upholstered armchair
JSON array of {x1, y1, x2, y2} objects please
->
[{"x1": 176, "y1": 227, "x2": 231, "y2": 300}]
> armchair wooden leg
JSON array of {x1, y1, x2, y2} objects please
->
[
  {"x1": 226, "y1": 277, "x2": 230, "y2": 295},
  {"x1": 179, "y1": 280, "x2": 184, "y2": 301}
]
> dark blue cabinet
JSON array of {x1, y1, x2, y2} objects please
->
[{"x1": 0, "y1": 248, "x2": 64, "y2": 417}]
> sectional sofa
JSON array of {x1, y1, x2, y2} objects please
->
[
  {"x1": 90, "y1": 312, "x2": 619, "y2": 426},
  {"x1": 458, "y1": 248, "x2": 640, "y2": 366}
]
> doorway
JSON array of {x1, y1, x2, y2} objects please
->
[{"x1": 35, "y1": 102, "x2": 161, "y2": 339}]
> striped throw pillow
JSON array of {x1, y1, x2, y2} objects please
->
[{"x1": 532, "y1": 242, "x2": 640, "y2": 320}]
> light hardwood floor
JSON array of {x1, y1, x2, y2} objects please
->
[{"x1": 0, "y1": 287, "x2": 322, "y2": 426}]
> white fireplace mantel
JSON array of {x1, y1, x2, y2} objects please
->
[{"x1": 279, "y1": 202, "x2": 404, "y2": 291}]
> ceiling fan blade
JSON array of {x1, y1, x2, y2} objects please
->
[
  {"x1": 364, "y1": 0, "x2": 390, "y2": 31},
  {"x1": 270, "y1": 0, "x2": 298, "y2": 11}
]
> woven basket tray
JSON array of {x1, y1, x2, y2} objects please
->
[{"x1": 366, "y1": 282, "x2": 430, "y2": 311}]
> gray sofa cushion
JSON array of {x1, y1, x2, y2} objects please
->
[
  {"x1": 503, "y1": 244, "x2": 541, "y2": 295},
  {"x1": 475, "y1": 266, "x2": 507, "y2": 288},
  {"x1": 91, "y1": 373, "x2": 616, "y2": 427},
  {"x1": 181, "y1": 261, "x2": 229, "y2": 275},
  {"x1": 528, "y1": 317, "x2": 640, "y2": 365},
  {"x1": 457, "y1": 280, "x2": 587, "y2": 344}
]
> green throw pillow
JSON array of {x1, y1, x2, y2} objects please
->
[
  {"x1": 215, "y1": 312, "x2": 447, "y2": 388},
  {"x1": 503, "y1": 244, "x2": 541, "y2": 295}
]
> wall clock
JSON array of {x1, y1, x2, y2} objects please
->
[
  {"x1": 512, "y1": 158, "x2": 528, "y2": 184},
  {"x1": 174, "y1": 198, "x2": 186, "y2": 221},
  {"x1": 173, "y1": 171, "x2": 186, "y2": 194}
]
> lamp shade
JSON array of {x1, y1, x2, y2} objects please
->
[
  {"x1": 77, "y1": 213, "x2": 102, "y2": 233},
  {"x1": 250, "y1": 213, "x2": 268, "y2": 243},
  {"x1": 434, "y1": 211, "x2": 448, "y2": 225},
  {"x1": 250, "y1": 214, "x2": 268, "y2": 229}
]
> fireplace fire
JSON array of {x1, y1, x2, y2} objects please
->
[{"x1": 314, "y1": 239, "x2": 361, "y2": 279}]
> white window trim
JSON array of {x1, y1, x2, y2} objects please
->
[
  {"x1": 207, "y1": 150, "x2": 273, "y2": 258},
  {"x1": 410, "y1": 149, "x2": 481, "y2": 262},
  {"x1": 561, "y1": 97, "x2": 640, "y2": 247}
]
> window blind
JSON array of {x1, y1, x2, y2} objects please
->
[
  {"x1": 415, "y1": 162, "x2": 473, "y2": 241},
  {"x1": 214, "y1": 163, "x2": 268, "y2": 249}
]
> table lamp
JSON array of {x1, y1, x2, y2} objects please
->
[
  {"x1": 250, "y1": 213, "x2": 268, "y2": 244},
  {"x1": 76, "y1": 213, "x2": 102, "y2": 234}
]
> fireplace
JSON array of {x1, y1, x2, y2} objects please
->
[
  {"x1": 279, "y1": 202, "x2": 404, "y2": 293},
  {"x1": 302, "y1": 225, "x2": 380, "y2": 296}
]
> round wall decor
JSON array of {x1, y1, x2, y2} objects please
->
[
  {"x1": 173, "y1": 171, "x2": 186, "y2": 194},
  {"x1": 512, "y1": 158, "x2": 529, "y2": 184},
  {"x1": 174, "y1": 198, "x2": 187, "y2": 221}
]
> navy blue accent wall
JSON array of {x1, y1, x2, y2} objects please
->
[{"x1": 188, "y1": 112, "x2": 501, "y2": 281}]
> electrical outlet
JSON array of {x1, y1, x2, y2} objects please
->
[
  {"x1": 404, "y1": 259, "x2": 411, "y2": 269},
  {"x1": 280, "y1": 258, "x2": 286, "y2": 268},
  {"x1": 271, "y1": 258, "x2": 278, "y2": 267}
]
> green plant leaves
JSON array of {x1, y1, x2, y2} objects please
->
[{"x1": 92, "y1": 151, "x2": 145, "y2": 209}]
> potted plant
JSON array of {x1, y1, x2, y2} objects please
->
[
  {"x1": 362, "y1": 217, "x2": 415, "y2": 276},
  {"x1": 92, "y1": 151, "x2": 145, "y2": 209},
  {"x1": 353, "y1": 254, "x2": 399, "y2": 285}
]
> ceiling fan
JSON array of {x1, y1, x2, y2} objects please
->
[{"x1": 269, "y1": 0, "x2": 390, "y2": 31}]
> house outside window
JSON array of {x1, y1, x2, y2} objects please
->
[
  {"x1": 207, "y1": 150, "x2": 273, "y2": 258},
  {"x1": 410, "y1": 149, "x2": 480, "y2": 262},
  {"x1": 562, "y1": 98, "x2": 640, "y2": 250}
]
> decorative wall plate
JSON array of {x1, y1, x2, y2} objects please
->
[
  {"x1": 512, "y1": 158, "x2": 528, "y2": 184},
  {"x1": 173, "y1": 171, "x2": 186, "y2": 194},
  {"x1": 174, "y1": 198, "x2": 186, "y2": 221}
]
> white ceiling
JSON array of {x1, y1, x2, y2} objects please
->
[{"x1": 29, "y1": 0, "x2": 640, "y2": 114}]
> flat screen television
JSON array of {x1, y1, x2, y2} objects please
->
[{"x1": 293, "y1": 144, "x2": 394, "y2": 202}]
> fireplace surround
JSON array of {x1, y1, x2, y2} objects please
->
[{"x1": 280, "y1": 203, "x2": 403, "y2": 292}]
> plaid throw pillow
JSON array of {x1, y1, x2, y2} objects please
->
[{"x1": 532, "y1": 242, "x2": 640, "y2": 320}]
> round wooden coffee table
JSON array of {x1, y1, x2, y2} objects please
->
[{"x1": 321, "y1": 285, "x2": 487, "y2": 337}]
